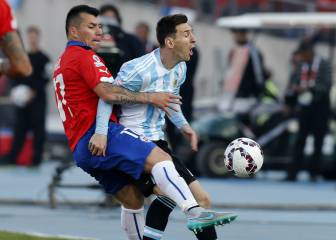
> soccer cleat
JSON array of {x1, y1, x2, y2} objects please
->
[{"x1": 187, "y1": 211, "x2": 237, "y2": 232}]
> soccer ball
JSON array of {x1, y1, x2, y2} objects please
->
[{"x1": 224, "y1": 138, "x2": 263, "y2": 177}]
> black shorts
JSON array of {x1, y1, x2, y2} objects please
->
[{"x1": 135, "y1": 140, "x2": 196, "y2": 197}]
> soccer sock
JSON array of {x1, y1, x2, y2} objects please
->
[
  {"x1": 143, "y1": 195, "x2": 176, "y2": 240},
  {"x1": 195, "y1": 226, "x2": 218, "y2": 240},
  {"x1": 143, "y1": 196, "x2": 218, "y2": 240},
  {"x1": 121, "y1": 206, "x2": 144, "y2": 240},
  {"x1": 151, "y1": 160, "x2": 199, "y2": 212}
]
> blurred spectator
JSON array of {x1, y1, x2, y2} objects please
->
[
  {"x1": 99, "y1": 4, "x2": 145, "y2": 75},
  {"x1": 166, "y1": 47, "x2": 199, "y2": 151},
  {"x1": 285, "y1": 41, "x2": 332, "y2": 182},
  {"x1": 0, "y1": 0, "x2": 32, "y2": 77},
  {"x1": 224, "y1": 29, "x2": 268, "y2": 99},
  {"x1": 215, "y1": 0, "x2": 268, "y2": 16},
  {"x1": 161, "y1": 0, "x2": 197, "y2": 8},
  {"x1": 135, "y1": 21, "x2": 158, "y2": 53},
  {"x1": 316, "y1": 0, "x2": 336, "y2": 12},
  {"x1": 160, "y1": 0, "x2": 197, "y2": 23},
  {"x1": 1, "y1": 26, "x2": 50, "y2": 166}
]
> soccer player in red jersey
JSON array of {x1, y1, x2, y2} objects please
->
[
  {"x1": 54, "y1": 5, "x2": 234, "y2": 239},
  {"x1": 0, "y1": 0, "x2": 32, "y2": 77}
]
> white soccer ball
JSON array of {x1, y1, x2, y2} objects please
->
[{"x1": 224, "y1": 137, "x2": 263, "y2": 177}]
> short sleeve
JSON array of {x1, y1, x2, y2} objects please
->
[
  {"x1": 79, "y1": 52, "x2": 114, "y2": 89},
  {"x1": 113, "y1": 60, "x2": 143, "y2": 91},
  {"x1": 0, "y1": 0, "x2": 17, "y2": 38}
]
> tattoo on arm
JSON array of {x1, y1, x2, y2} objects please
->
[
  {"x1": 0, "y1": 31, "x2": 30, "y2": 75},
  {"x1": 101, "y1": 83, "x2": 148, "y2": 104}
]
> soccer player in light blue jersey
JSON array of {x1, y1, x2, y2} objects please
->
[{"x1": 89, "y1": 14, "x2": 237, "y2": 240}]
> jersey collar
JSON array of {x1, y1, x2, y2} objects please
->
[
  {"x1": 154, "y1": 48, "x2": 178, "y2": 72},
  {"x1": 66, "y1": 40, "x2": 91, "y2": 49}
]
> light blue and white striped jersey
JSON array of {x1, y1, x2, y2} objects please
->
[{"x1": 114, "y1": 48, "x2": 187, "y2": 140}]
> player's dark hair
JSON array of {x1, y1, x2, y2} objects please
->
[
  {"x1": 100, "y1": 4, "x2": 122, "y2": 26},
  {"x1": 156, "y1": 14, "x2": 188, "y2": 47},
  {"x1": 65, "y1": 5, "x2": 99, "y2": 35}
]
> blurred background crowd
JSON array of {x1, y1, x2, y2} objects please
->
[{"x1": 1, "y1": 0, "x2": 336, "y2": 185}]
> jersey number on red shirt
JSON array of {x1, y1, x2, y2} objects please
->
[{"x1": 54, "y1": 73, "x2": 72, "y2": 122}]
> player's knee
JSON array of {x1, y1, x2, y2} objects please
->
[
  {"x1": 115, "y1": 185, "x2": 144, "y2": 209},
  {"x1": 153, "y1": 146, "x2": 172, "y2": 161},
  {"x1": 197, "y1": 192, "x2": 212, "y2": 209},
  {"x1": 122, "y1": 197, "x2": 144, "y2": 209},
  {"x1": 144, "y1": 147, "x2": 172, "y2": 173}
]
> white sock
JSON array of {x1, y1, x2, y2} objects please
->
[
  {"x1": 121, "y1": 206, "x2": 144, "y2": 240},
  {"x1": 151, "y1": 160, "x2": 198, "y2": 212}
]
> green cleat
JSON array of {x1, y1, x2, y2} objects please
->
[{"x1": 187, "y1": 211, "x2": 237, "y2": 232}]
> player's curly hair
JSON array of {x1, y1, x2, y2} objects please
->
[{"x1": 156, "y1": 14, "x2": 188, "y2": 48}]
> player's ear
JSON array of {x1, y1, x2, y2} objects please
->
[
  {"x1": 165, "y1": 37, "x2": 174, "y2": 49},
  {"x1": 69, "y1": 26, "x2": 79, "y2": 39}
]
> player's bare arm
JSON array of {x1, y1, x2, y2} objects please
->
[
  {"x1": 94, "y1": 82, "x2": 181, "y2": 114},
  {"x1": 180, "y1": 125, "x2": 198, "y2": 151},
  {"x1": 0, "y1": 31, "x2": 32, "y2": 77}
]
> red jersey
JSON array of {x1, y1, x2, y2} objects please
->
[
  {"x1": 0, "y1": 0, "x2": 17, "y2": 38},
  {"x1": 53, "y1": 43, "x2": 117, "y2": 151}
]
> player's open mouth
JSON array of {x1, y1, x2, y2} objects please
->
[{"x1": 189, "y1": 47, "x2": 194, "y2": 56}]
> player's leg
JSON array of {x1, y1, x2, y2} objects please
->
[
  {"x1": 88, "y1": 167, "x2": 146, "y2": 240},
  {"x1": 98, "y1": 125, "x2": 200, "y2": 215},
  {"x1": 143, "y1": 141, "x2": 217, "y2": 240},
  {"x1": 73, "y1": 125, "x2": 145, "y2": 240},
  {"x1": 106, "y1": 126, "x2": 215, "y2": 236},
  {"x1": 143, "y1": 186, "x2": 217, "y2": 240},
  {"x1": 75, "y1": 123, "x2": 236, "y2": 233},
  {"x1": 108, "y1": 126, "x2": 234, "y2": 230},
  {"x1": 144, "y1": 146, "x2": 201, "y2": 214},
  {"x1": 188, "y1": 181, "x2": 217, "y2": 240},
  {"x1": 145, "y1": 147, "x2": 236, "y2": 235},
  {"x1": 144, "y1": 193, "x2": 217, "y2": 240},
  {"x1": 114, "y1": 184, "x2": 145, "y2": 240},
  {"x1": 76, "y1": 124, "x2": 200, "y2": 233},
  {"x1": 143, "y1": 195, "x2": 176, "y2": 240},
  {"x1": 188, "y1": 181, "x2": 211, "y2": 209}
]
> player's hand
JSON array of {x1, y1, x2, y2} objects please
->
[
  {"x1": 181, "y1": 125, "x2": 198, "y2": 151},
  {"x1": 88, "y1": 134, "x2": 107, "y2": 156},
  {"x1": 148, "y1": 92, "x2": 182, "y2": 115}
]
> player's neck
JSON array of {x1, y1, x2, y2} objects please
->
[{"x1": 159, "y1": 48, "x2": 178, "y2": 70}]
